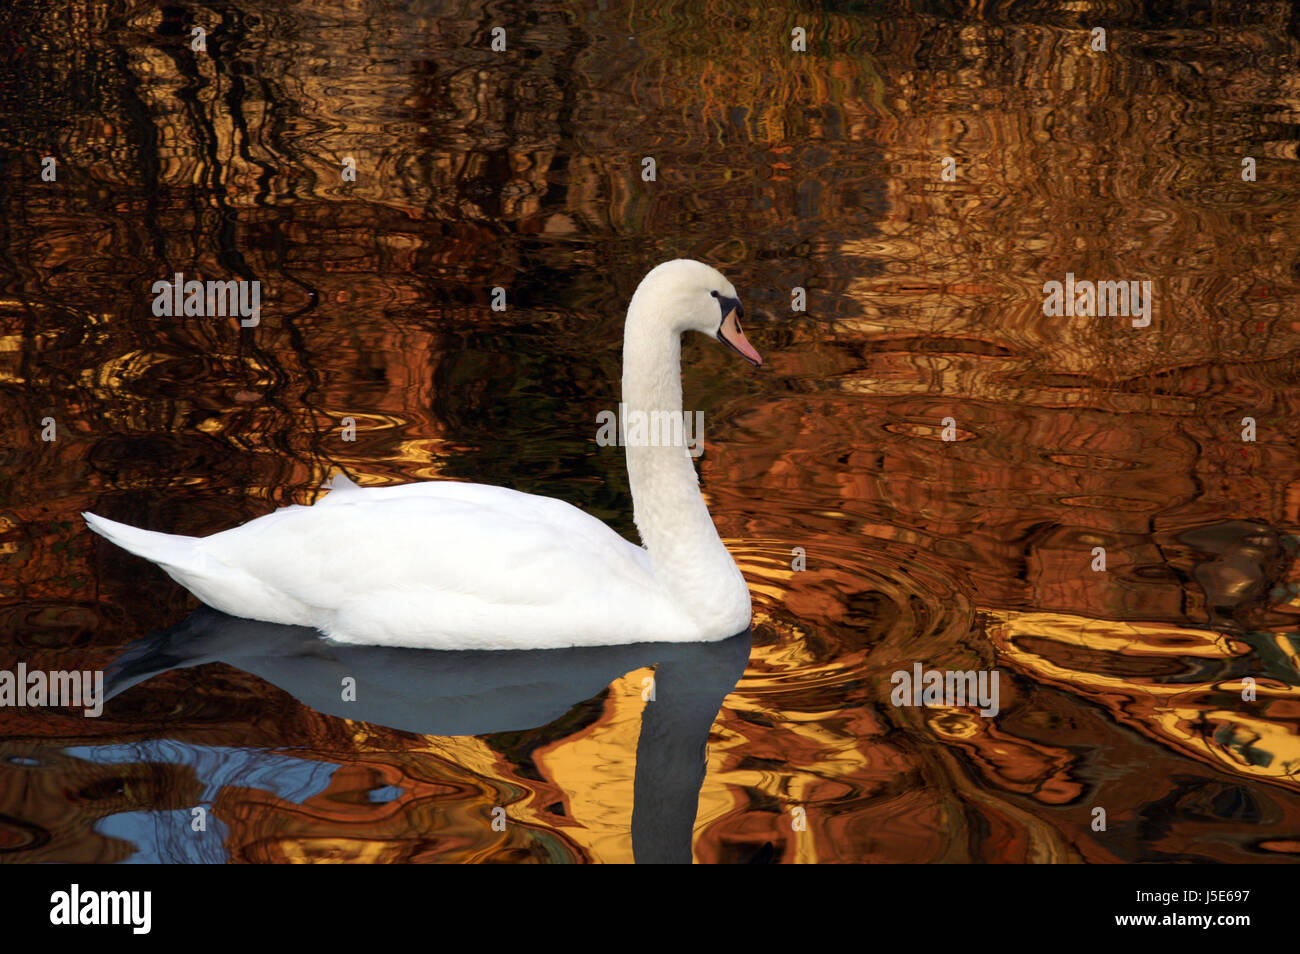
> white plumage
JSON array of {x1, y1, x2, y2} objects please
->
[{"x1": 84, "y1": 259, "x2": 762, "y2": 649}]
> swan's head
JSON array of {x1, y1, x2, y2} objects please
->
[{"x1": 631, "y1": 259, "x2": 762, "y2": 367}]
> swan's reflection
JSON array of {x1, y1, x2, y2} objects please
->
[{"x1": 105, "y1": 608, "x2": 751, "y2": 863}]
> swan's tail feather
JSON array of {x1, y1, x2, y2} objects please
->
[{"x1": 82, "y1": 512, "x2": 201, "y2": 571}]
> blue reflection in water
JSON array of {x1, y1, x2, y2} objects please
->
[{"x1": 64, "y1": 741, "x2": 339, "y2": 863}]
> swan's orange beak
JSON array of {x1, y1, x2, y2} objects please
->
[{"x1": 718, "y1": 308, "x2": 762, "y2": 367}]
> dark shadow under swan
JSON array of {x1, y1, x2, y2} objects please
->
[{"x1": 105, "y1": 608, "x2": 752, "y2": 864}]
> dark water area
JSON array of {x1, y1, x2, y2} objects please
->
[{"x1": 1, "y1": 0, "x2": 1299, "y2": 862}]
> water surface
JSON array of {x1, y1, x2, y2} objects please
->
[{"x1": 1, "y1": 0, "x2": 1299, "y2": 862}]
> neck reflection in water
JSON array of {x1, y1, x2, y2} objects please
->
[{"x1": 105, "y1": 608, "x2": 752, "y2": 864}]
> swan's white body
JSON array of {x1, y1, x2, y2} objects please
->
[{"x1": 84, "y1": 259, "x2": 761, "y2": 650}]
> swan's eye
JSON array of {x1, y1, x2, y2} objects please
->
[{"x1": 713, "y1": 293, "x2": 742, "y2": 326}]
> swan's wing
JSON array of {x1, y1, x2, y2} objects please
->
[
  {"x1": 320, "y1": 471, "x2": 362, "y2": 493},
  {"x1": 194, "y1": 482, "x2": 683, "y2": 648},
  {"x1": 306, "y1": 479, "x2": 655, "y2": 581}
]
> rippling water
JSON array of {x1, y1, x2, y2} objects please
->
[{"x1": 2, "y1": 0, "x2": 1299, "y2": 863}]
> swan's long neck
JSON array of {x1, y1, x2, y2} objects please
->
[{"x1": 622, "y1": 297, "x2": 745, "y2": 622}]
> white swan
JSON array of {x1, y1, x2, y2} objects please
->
[{"x1": 84, "y1": 259, "x2": 763, "y2": 650}]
